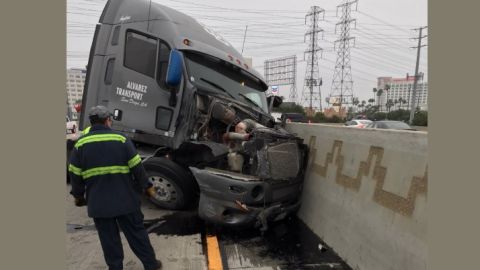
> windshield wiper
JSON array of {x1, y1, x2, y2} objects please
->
[{"x1": 199, "y1": 78, "x2": 235, "y2": 99}]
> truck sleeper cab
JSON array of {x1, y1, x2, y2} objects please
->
[{"x1": 80, "y1": 0, "x2": 308, "y2": 230}]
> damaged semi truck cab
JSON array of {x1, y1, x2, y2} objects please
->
[{"x1": 80, "y1": 0, "x2": 308, "y2": 229}]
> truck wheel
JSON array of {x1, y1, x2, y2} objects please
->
[{"x1": 143, "y1": 157, "x2": 195, "y2": 210}]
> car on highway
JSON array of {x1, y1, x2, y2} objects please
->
[
  {"x1": 366, "y1": 120, "x2": 416, "y2": 131},
  {"x1": 344, "y1": 119, "x2": 372, "y2": 128},
  {"x1": 280, "y1": 113, "x2": 308, "y2": 123},
  {"x1": 270, "y1": 112, "x2": 282, "y2": 123},
  {"x1": 66, "y1": 116, "x2": 77, "y2": 134}
]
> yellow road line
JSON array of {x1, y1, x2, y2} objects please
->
[{"x1": 206, "y1": 234, "x2": 223, "y2": 270}]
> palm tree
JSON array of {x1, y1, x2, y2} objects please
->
[
  {"x1": 368, "y1": 98, "x2": 375, "y2": 106},
  {"x1": 358, "y1": 103, "x2": 364, "y2": 112},
  {"x1": 376, "y1": 89, "x2": 384, "y2": 111},
  {"x1": 401, "y1": 98, "x2": 407, "y2": 110},
  {"x1": 372, "y1": 88, "x2": 377, "y2": 104},
  {"x1": 352, "y1": 97, "x2": 360, "y2": 112},
  {"x1": 394, "y1": 99, "x2": 399, "y2": 110},
  {"x1": 386, "y1": 99, "x2": 394, "y2": 112}
]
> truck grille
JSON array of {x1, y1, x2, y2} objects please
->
[{"x1": 267, "y1": 142, "x2": 300, "y2": 180}]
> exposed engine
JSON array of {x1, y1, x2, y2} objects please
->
[{"x1": 173, "y1": 94, "x2": 306, "y2": 182}]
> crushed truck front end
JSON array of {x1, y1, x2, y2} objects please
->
[
  {"x1": 82, "y1": 0, "x2": 309, "y2": 230},
  {"x1": 183, "y1": 123, "x2": 309, "y2": 230}
]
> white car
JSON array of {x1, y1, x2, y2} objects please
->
[
  {"x1": 270, "y1": 112, "x2": 282, "y2": 123},
  {"x1": 66, "y1": 116, "x2": 77, "y2": 134},
  {"x1": 344, "y1": 119, "x2": 372, "y2": 128}
]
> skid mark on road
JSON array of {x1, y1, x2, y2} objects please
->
[
  {"x1": 143, "y1": 210, "x2": 351, "y2": 270},
  {"x1": 66, "y1": 223, "x2": 97, "y2": 233},
  {"x1": 214, "y1": 217, "x2": 351, "y2": 270},
  {"x1": 145, "y1": 210, "x2": 205, "y2": 236}
]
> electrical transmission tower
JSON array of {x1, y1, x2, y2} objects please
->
[
  {"x1": 301, "y1": 6, "x2": 324, "y2": 113},
  {"x1": 409, "y1": 26, "x2": 428, "y2": 125},
  {"x1": 328, "y1": 0, "x2": 358, "y2": 114}
]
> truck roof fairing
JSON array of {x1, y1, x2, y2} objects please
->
[{"x1": 99, "y1": 0, "x2": 268, "y2": 90}]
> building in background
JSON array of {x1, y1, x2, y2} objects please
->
[
  {"x1": 377, "y1": 76, "x2": 428, "y2": 112},
  {"x1": 66, "y1": 68, "x2": 86, "y2": 119}
]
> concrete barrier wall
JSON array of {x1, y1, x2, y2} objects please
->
[{"x1": 286, "y1": 123, "x2": 427, "y2": 270}]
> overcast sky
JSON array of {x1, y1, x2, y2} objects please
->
[{"x1": 67, "y1": 0, "x2": 427, "y2": 105}]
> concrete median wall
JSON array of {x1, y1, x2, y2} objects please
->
[{"x1": 286, "y1": 123, "x2": 427, "y2": 270}]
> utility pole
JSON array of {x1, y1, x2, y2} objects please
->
[
  {"x1": 67, "y1": 99, "x2": 72, "y2": 119},
  {"x1": 409, "y1": 26, "x2": 427, "y2": 125},
  {"x1": 301, "y1": 6, "x2": 324, "y2": 113},
  {"x1": 329, "y1": 0, "x2": 357, "y2": 117}
]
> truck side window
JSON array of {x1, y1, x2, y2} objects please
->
[
  {"x1": 156, "y1": 42, "x2": 171, "y2": 90},
  {"x1": 111, "y1": 25, "x2": 120, "y2": 46},
  {"x1": 155, "y1": 106, "x2": 173, "y2": 130},
  {"x1": 124, "y1": 31, "x2": 157, "y2": 78},
  {"x1": 104, "y1": 58, "x2": 115, "y2": 85}
]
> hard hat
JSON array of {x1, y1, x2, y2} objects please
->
[{"x1": 88, "y1": 105, "x2": 112, "y2": 119}]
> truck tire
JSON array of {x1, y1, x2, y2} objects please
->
[{"x1": 143, "y1": 157, "x2": 195, "y2": 210}]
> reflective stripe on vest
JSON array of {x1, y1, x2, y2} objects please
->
[
  {"x1": 68, "y1": 164, "x2": 83, "y2": 176},
  {"x1": 74, "y1": 133, "x2": 126, "y2": 149},
  {"x1": 128, "y1": 154, "x2": 142, "y2": 168},
  {"x1": 82, "y1": 165, "x2": 131, "y2": 180},
  {"x1": 81, "y1": 126, "x2": 91, "y2": 135}
]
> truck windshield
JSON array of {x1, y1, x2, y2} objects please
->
[{"x1": 184, "y1": 51, "x2": 268, "y2": 113}]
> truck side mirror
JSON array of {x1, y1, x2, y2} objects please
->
[
  {"x1": 166, "y1": 50, "x2": 183, "y2": 107},
  {"x1": 267, "y1": 96, "x2": 283, "y2": 111}
]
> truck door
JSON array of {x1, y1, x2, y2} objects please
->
[{"x1": 105, "y1": 26, "x2": 182, "y2": 146}]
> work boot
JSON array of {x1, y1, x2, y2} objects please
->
[
  {"x1": 154, "y1": 259, "x2": 162, "y2": 270},
  {"x1": 144, "y1": 259, "x2": 162, "y2": 270}
]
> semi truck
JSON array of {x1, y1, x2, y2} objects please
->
[{"x1": 78, "y1": 0, "x2": 308, "y2": 230}]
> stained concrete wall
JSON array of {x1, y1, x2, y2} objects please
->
[{"x1": 286, "y1": 123, "x2": 427, "y2": 270}]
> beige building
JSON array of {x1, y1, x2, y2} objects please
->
[
  {"x1": 377, "y1": 76, "x2": 428, "y2": 111},
  {"x1": 67, "y1": 68, "x2": 86, "y2": 119}
]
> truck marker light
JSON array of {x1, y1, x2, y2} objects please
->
[
  {"x1": 228, "y1": 55, "x2": 233, "y2": 61},
  {"x1": 236, "y1": 59, "x2": 241, "y2": 65},
  {"x1": 183, "y1": 38, "x2": 191, "y2": 46},
  {"x1": 244, "y1": 63, "x2": 249, "y2": 69}
]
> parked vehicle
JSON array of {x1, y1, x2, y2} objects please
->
[
  {"x1": 270, "y1": 112, "x2": 282, "y2": 123},
  {"x1": 66, "y1": 116, "x2": 77, "y2": 134},
  {"x1": 280, "y1": 113, "x2": 308, "y2": 123},
  {"x1": 77, "y1": 0, "x2": 308, "y2": 230},
  {"x1": 344, "y1": 119, "x2": 372, "y2": 128},
  {"x1": 366, "y1": 121, "x2": 416, "y2": 131}
]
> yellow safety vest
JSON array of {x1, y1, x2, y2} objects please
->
[{"x1": 81, "y1": 126, "x2": 91, "y2": 135}]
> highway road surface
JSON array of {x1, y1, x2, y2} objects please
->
[{"x1": 66, "y1": 184, "x2": 351, "y2": 270}]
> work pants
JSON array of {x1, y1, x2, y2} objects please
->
[{"x1": 93, "y1": 210, "x2": 158, "y2": 270}]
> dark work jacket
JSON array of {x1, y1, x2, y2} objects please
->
[{"x1": 68, "y1": 125, "x2": 150, "y2": 218}]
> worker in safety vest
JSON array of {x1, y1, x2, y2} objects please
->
[
  {"x1": 81, "y1": 125, "x2": 91, "y2": 135},
  {"x1": 68, "y1": 105, "x2": 162, "y2": 270}
]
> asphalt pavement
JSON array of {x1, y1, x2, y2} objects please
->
[{"x1": 66, "y1": 184, "x2": 350, "y2": 270}]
